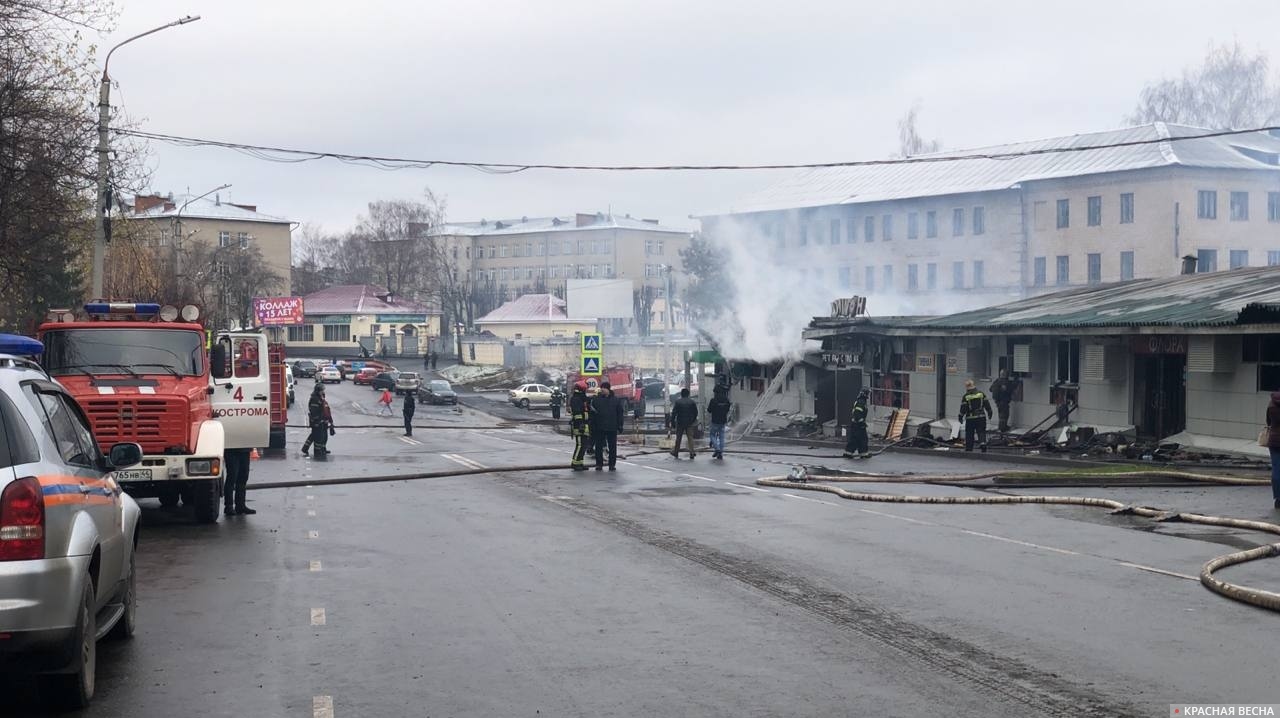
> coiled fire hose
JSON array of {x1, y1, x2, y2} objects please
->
[{"x1": 758, "y1": 472, "x2": 1280, "y2": 613}]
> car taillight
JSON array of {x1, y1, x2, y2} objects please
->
[{"x1": 0, "y1": 477, "x2": 45, "y2": 561}]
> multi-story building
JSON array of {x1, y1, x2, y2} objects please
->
[{"x1": 700, "y1": 123, "x2": 1280, "y2": 314}]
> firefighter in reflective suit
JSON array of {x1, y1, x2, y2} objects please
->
[{"x1": 570, "y1": 381, "x2": 590, "y2": 472}]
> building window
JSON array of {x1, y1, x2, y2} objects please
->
[
  {"x1": 1231, "y1": 191, "x2": 1250, "y2": 221},
  {"x1": 563, "y1": 240, "x2": 572, "y2": 255},
  {"x1": 237, "y1": 232, "x2": 249, "y2": 248},
  {"x1": 1034, "y1": 256, "x2": 1047, "y2": 286},
  {"x1": 500, "y1": 245, "x2": 508, "y2": 258},
  {"x1": 487, "y1": 246, "x2": 496, "y2": 258},
  {"x1": 829, "y1": 219, "x2": 840, "y2": 246},
  {"x1": 1270, "y1": 192, "x2": 1280, "y2": 222},
  {"x1": 1120, "y1": 193, "x2": 1134, "y2": 224},
  {"x1": 287, "y1": 325, "x2": 314, "y2": 342},
  {"x1": 218, "y1": 231, "x2": 230, "y2": 248},
  {"x1": 883, "y1": 265, "x2": 893, "y2": 290},
  {"x1": 1087, "y1": 196, "x2": 1102, "y2": 227},
  {"x1": 536, "y1": 242, "x2": 545, "y2": 256},
  {"x1": 952, "y1": 261, "x2": 964, "y2": 289},
  {"x1": 907, "y1": 264, "x2": 919, "y2": 290},
  {"x1": 1197, "y1": 190, "x2": 1217, "y2": 219},
  {"x1": 1269, "y1": 251, "x2": 1280, "y2": 266},
  {"x1": 865, "y1": 266, "x2": 875, "y2": 292},
  {"x1": 972, "y1": 260, "x2": 984, "y2": 288},
  {"x1": 1087, "y1": 253, "x2": 1101, "y2": 284},
  {"x1": 797, "y1": 224, "x2": 807, "y2": 246},
  {"x1": 817, "y1": 222, "x2": 829, "y2": 245},
  {"x1": 1056, "y1": 199, "x2": 1069, "y2": 229},
  {"x1": 882, "y1": 215, "x2": 894, "y2": 241},
  {"x1": 926, "y1": 263, "x2": 937, "y2": 290},
  {"x1": 846, "y1": 220, "x2": 856, "y2": 243},
  {"x1": 500, "y1": 268, "x2": 509, "y2": 281},
  {"x1": 952, "y1": 208, "x2": 964, "y2": 237},
  {"x1": 864, "y1": 216, "x2": 874, "y2": 242},
  {"x1": 1056, "y1": 338, "x2": 1080, "y2": 384},
  {"x1": 973, "y1": 206, "x2": 985, "y2": 235},
  {"x1": 1230, "y1": 249, "x2": 1249, "y2": 269},
  {"x1": 926, "y1": 210, "x2": 937, "y2": 238},
  {"x1": 549, "y1": 242, "x2": 558, "y2": 257},
  {"x1": 1120, "y1": 251, "x2": 1134, "y2": 280},
  {"x1": 1056, "y1": 255, "x2": 1070, "y2": 285},
  {"x1": 322, "y1": 324, "x2": 349, "y2": 342},
  {"x1": 838, "y1": 266, "x2": 851, "y2": 289},
  {"x1": 527, "y1": 242, "x2": 534, "y2": 257},
  {"x1": 1197, "y1": 248, "x2": 1218, "y2": 272},
  {"x1": 908, "y1": 212, "x2": 919, "y2": 239},
  {"x1": 550, "y1": 266, "x2": 560, "y2": 278}
]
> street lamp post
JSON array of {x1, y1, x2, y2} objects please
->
[
  {"x1": 455, "y1": 322, "x2": 465, "y2": 366},
  {"x1": 171, "y1": 183, "x2": 231, "y2": 283},
  {"x1": 91, "y1": 15, "x2": 201, "y2": 300}
]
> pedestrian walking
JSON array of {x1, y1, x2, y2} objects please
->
[
  {"x1": 378, "y1": 387, "x2": 395, "y2": 417},
  {"x1": 707, "y1": 388, "x2": 731, "y2": 459},
  {"x1": 423, "y1": 352, "x2": 430, "y2": 370},
  {"x1": 301, "y1": 384, "x2": 333, "y2": 457},
  {"x1": 669, "y1": 387, "x2": 699, "y2": 459},
  {"x1": 959, "y1": 379, "x2": 994, "y2": 452},
  {"x1": 633, "y1": 380, "x2": 646, "y2": 422},
  {"x1": 403, "y1": 390, "x2": 416, "y2": 437},
  {"x1": 843, "y1": 388, "x2": 871, "y2": 459},
  {"x1": 431, "y1": 352, "x2": 438, "y2": 370},
  {"x1": 989, "y1": 369, "x2": 1016, "y2": 433},
  {"x1": 549, "y1": 388, "x2": 563, "y2": 419},
  {"x1": 569, "y1": 382, "x2": 590, "y2": 472},
  {"x1": 1263, "y1": 392, "x2": 1280, "y2": 509},
  {"x1": 590, "y1": 382, "x2": 624, "y2": 471},
  {"x1": 222, "y1": 448, "x2": 255, "y2": 516}
]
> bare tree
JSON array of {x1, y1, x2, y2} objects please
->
[
  {"x1": 1128, "y1": 40, "x2": 1280, "y2": 129},
  {"x1": 291, "y1": 222, "x2": 342, "y2": 295},
  {"x1": 897, "y1": 102, "x2": 942, "y2": 157},
  {"x1": 633, "y1": 285, "x2": 656, "y2": 337},
  {"x1": 354, "y1": 199, "x2": 436, "y2": 295}
]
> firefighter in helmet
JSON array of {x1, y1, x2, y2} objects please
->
[
  {"x1": 569, "y1": 381, "x2": 591, "y2": 471},
  {"x1": 843, "y1": 387, "x2": 871, "y2": 459},
  {"x1": 959, "y1": 379, "x2": 994, "y2": 452}
]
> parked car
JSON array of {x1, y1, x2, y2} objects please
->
[
  {"x1": 353, "y1": 367, "x2": 379, "y2": 385},
  {"x1": 0, "y1": 344, "x2": 145, "y2": 710},
  {"x1": 285, "y1": 366, "x2": 296, "y2": 406},
  {"x1": 318, "y1": 365, "x2": 342, "y2": 384},
  {"x1": 371, "y1": 371, "x2": 400, "y2": 391},
  {"x1": 640, "y1": 377, "x2": 666, "y2": 399},
  {"x1": 508, "y1": 383, "x2": 554, "y2": 409},
  {"x1": 292, "y1": 359, "x2": 318, "y2": 378},
  {"x1": 419, "y1": 379, "x2": 458, "y2": 405},
  {"x1": 395, "y1": 371, "x2": 422, "y2": 395}
]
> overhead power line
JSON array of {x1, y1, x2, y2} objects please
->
[{"x1": 111, "y1": 125, "x2": 1280, "y2": 174}]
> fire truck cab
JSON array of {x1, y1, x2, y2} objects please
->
[{"x1": 36, "y1": 303, "x2": 275, "y2": 523}]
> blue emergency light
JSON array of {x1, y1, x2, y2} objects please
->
[
  {"x1": 84, "y1": 302, "x2": 161, "y2": 316},
  {"x1": 0, "y1": 334, "x2": 43, "y2": 356}
]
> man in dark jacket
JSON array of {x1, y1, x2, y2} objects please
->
[
  {"x1": 549, "y1": 388, "x2": 564, "y2": 420},
  {"x1": 403, "y1": 390, "x2": 416, "y2": 437},
  {"x1": 569, "y1": 382, "x2": 590, "y2": 472},
  {"x1": 669, "y1": 387, "x2": 699, "y2": 459},
  {"x1": 301, "y1": 384, "x2": 333, "y2": 457},
  {"x1": 707, "y1": 388, "x2": 731, "y2": 459},
  {"x1": 590, "y1": 381, "x2": 624, "y2": 471},
  {"x1": 843, "y1": 388, "x2": 871, "y2": 459},
  {"x1": 989, "y1": 369, "x2": 1017, "y2": 432},
  {"x1": 959, "y1": 379, "x2": 994, "y2": 452}
]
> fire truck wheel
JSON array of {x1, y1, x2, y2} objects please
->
[
  {"x1": 158, "y1": 489, "x2": 180, "y2": 508},
  {"x1": 191, "y1": 479, "x2": 221, "y2": 524}
]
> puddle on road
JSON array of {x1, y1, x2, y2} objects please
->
[
  {"x1": 1039, "y1": 503, "x2": 1265, "y2": 550},
  {"x1": 633, "y1": 485, "x2": 738, "y2": 497}
]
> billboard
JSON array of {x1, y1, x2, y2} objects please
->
[
  {"x1": 566, "y1": 279, "x2": 633, "y2": 320},
  {"x1": 253, "y1": 296, "x2": 305, "y2": 326}
]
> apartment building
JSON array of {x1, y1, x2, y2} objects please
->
[{"x1": 700, "y1": 123, "x2": 1280, "y2": 314}]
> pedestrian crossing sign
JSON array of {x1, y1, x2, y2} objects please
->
[
  {"x1": 581, "y1": 333, "x2": 603, "y2": 354},
  {"x1": 581, "y1": 355, "x2": 602, "y2": 375}
]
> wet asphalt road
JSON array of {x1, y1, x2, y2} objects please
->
[{"x1": 16, "y1": 374, "x2": 1280, "y2": 717}]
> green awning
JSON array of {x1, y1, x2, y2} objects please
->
[{"x1": 688, "y1": 350, "x2": 723, "y2": 363}]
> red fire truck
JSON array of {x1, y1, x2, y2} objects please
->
[
  {"x1": 37, "y1": 302, "x2": 286, "y2": 523},
  {"x1": 566, "y1": 364, "x2": 638, "y2": 409}
]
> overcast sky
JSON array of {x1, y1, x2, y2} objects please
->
[{"x1": 103, "y1": 0, "x2": 1280, "y2": 236}]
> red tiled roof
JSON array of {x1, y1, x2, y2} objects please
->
[
  {"x1": 476, "y1": 294, "x2": 594, "y2": 323},
  {"x1": 302, "y1": 285, "x2": 439, "y2": 315}
]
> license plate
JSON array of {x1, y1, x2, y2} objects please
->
[{"x1": 115, "y1": 469, "x2": 153, "y2": 482}]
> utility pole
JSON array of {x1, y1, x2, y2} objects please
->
[
  {"x1": 663, "y1": 265, "x2": 673, "y2": 403},
  {"x1": 91, "y1": 16, "x2": 201, "y2": 299}
]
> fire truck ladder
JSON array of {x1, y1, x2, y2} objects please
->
[{"x1": 733, "y1": 358, "x2": 797, "y2": 442}]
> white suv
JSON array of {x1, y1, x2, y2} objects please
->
[{"x1": 0, "y1": 342, "x2": 145, "y2": 710}]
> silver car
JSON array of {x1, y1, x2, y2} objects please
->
[{"x1": 0, "y1": 350, "x2": 144, "y2": 710}]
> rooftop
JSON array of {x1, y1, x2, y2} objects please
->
[
  {"x1": 303, "y1": 285, "x2": 439, "y2": 316},
  {"x1": 127, "y1": 193, "x2": 291, "y2": 224},
  {"x1": 475, "y1": 293, "x2": 596, "y2": 324},
  {"x1": 437, "y1": 212, "x2": 693, "y2": 237},
  {"x1": 808, "y1": 265, "x2": 1280, "y2": 336},
  {"x1": 709, "y1": 123, "x2": 1280, "y2": 216}
]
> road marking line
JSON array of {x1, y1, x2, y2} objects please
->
[
  {"x1": 962, "y1": 529, "x2": 1079, "y2": 556},
  {"x1": 488, "y1": 436, "x2": 521, "y2": 445},
  {"x1": 309, "y1": 560, "x2": 322, "y2": 572},
  {"x1": 682, "y1": 474, "x2": 717, "y2": 482},
  {"x1": 1117, "y1": 561, "x2": 1198, "y2": 581},
  {"x1": 313, "y1": 695, "x2": 334, "y2": 718},
  {"x1": 858, "y1": 508, "x2": 938, "y2": 526},
  {"x1": 783, "y1": 493, "x2": 838, "y2": 505},
  {"x1": 308, "y1": 530, "x2": 319, "y2": 539},
  {"x1": 397, "y1": 436, "x2": 419, "y2": 445},
  {"x1": 311, "y1": 607, "x2": 326, "y2": 626},
  {"x1": 306, "y1": 495, "x2": 315, "y2": 501},
  {"x1": 641, "y1": 465, "x2": 673, "y2": 474},
  {"x1": 307, "y1": 509, "x2": 316, "y2": 517},
  {"x1": 725, "y1": 481, "x2": 770, "y2": 493},
  {"x1": 442, "y1": 453, "x2": 488, "y2": 470}
]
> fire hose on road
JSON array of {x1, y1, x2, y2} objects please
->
[{"x1": 758, "y1": 472, "x2": 1280, "y2": 613}]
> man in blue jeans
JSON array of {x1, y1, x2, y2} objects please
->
[{"x1": 707, "y1": 388, "x2": 731, "y2": 460}]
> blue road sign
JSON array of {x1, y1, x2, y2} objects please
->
[
  {"x1": 581, "y1": 333, "x2": 603, "y2": 354},
  {"x1": 581, "y1": 355, "x2": 602, "y2": 375}
]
